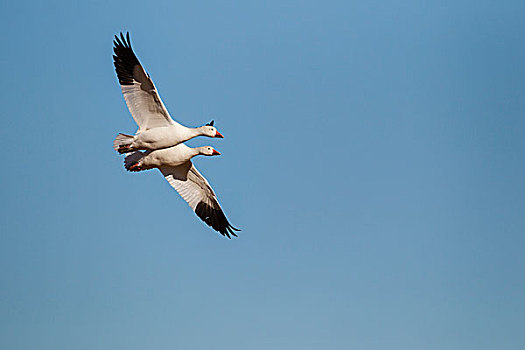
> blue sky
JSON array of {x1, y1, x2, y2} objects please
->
[{"x1": 1, "y1": 1, "x2": 524, "y2": 349}]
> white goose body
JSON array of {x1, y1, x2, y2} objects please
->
[
  {"x1": 131, "y1": 125, "x2": 203, "y2": 151},
  {"x1": 112, "y1": 33, "x2": 223, "y2": 154},
  {"x1": 129, "y1": 143, "x2": 201, "y2": 169},
  {"x1": 124, "y1": 144, "x2": 239, "y2": 238}
]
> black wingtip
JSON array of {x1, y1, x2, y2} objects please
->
[
  {"x1": 113, "y1": 31, "x2": 140, "y2": 85},
  {"x1": 195, "y1": 201, "x2": 240, "y2": 238}
]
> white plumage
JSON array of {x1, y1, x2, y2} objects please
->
[
  {"x1": 124, "y1": 144, "x2": 239, "y2": 238},
  {"x1": 113, "y1": 32, "x2": 223, "y2": 154},
  {"x1": 113, "y1": 32, "x2": 238, "y2": 238}
]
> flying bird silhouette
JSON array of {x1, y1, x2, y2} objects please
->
[
  {"x1": 113, "y1": 32, "x2": 240, "y2": 238},
  {"x1": 112, "y1": 32, "x2": 224, "y2": 154}
]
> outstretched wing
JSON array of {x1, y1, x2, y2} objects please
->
[
  {"x1": 160, "y1": 162, "x2": 240, "y2": 238},
  {"x1": 113, "y1": 32, "x2": 177, "y2": 131}
]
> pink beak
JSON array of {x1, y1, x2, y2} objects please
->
[
  {"x1": 212, "y1": 149, "x2": 221, "y2": 155},
  {"x1": 215, "y1": 130, "x2": 224, "y2": 138}
]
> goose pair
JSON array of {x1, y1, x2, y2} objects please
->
[{"x1": 112, "y1": 32, "x2": 239, "y2": 238}]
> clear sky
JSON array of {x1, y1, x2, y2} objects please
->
[{"x1": 1, "y1": 1, "x2": 524, "y2": 349}]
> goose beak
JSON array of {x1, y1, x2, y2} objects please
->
[
  {"x1": 215, "y1": 131, "x2": 224, "y2": 138},
  {"x1": 212, "y1": 149, "x2": 221, "y2": 156}
]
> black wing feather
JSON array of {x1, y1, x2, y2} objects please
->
[
  {"x1": 113, "y1": 31, "x2": 140, "y2": 86},
  {"x1": 195, "y1": 201, "x2": 240, "y2": 239}
]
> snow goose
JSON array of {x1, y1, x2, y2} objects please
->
[
  {"x1": 124, "y1": 144, "x2": 240, "y2": 238},
  {"x1": 112, "y1": 32, "x2": 224, "y2": 154}
]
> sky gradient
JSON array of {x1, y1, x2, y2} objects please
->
[{"x1": 1, "y1": 1, "x2": 525, "y2": 349}]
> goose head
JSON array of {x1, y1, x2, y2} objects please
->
[
  {"x1": 199, "y1": 146, "x2": 221, "y2": 156},
  {"x1": 200, "y1": 120, "x2": 224, "y2": 138}
]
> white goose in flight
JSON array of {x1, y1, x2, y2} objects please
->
[
  {"x1": 124, "y1": 144, "x2": 240, "y2": 238},
  {"x1": 112, "y1": 32, "x2": 224, "y2": 154}
]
